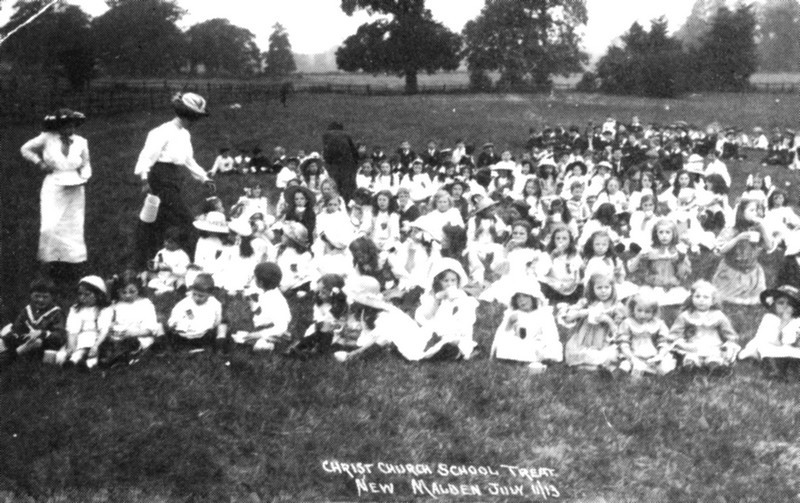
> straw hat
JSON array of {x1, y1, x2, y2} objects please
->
[
  {"x1": 408, "y1": 216, "x2": 443, "y2": 243},
  {"x1": 595, "y1": 160, "x2": 613, "y2": 172},
  {"x1": 299, "y1": 152, "x2": 324, "y2": 172},
  {"x1": 172, "y1": 92, "x2": 208, "y2": 117},
  {"x1": 685, "y1": 154, "x2": 706, "y2": 176},
  {"x1": 228, "y1": 217, "x2": 253, "y2": 238},
  {"x1": 468, "y1": 197, "x2": 499, "y2": 218},
  {"x1": 193, "y1": 211, "x2": 229, "y2": 234},
  {"x1": 760, "y1": 285, "x2": 800, "y2": 313},
  {"x1": 344, "y1": 276, "x2": 392, "y2": 310},
  {"x1": 428, "y1": 258, "x2": 468, "y2": 288},
  {"x1": 78, "y1": 275, "x2": 108, "y2": 297},
  {"x1": 282, "y1": 221, "x2": 310, "y2": 249}
]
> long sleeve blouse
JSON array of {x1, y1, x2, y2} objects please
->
[{"x1": 134, "y1": 119, "x2": 209, "y2": 183}]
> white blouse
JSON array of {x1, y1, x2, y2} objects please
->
[
  {"x1": 21, "y1": 132, "x2": 91, "y2": 185},
  {"x1": 134, "y1": 119, "x2": 209, "y2": 182}
]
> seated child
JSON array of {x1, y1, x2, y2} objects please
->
[
  {"x1": 166, "y1": 273, "x2": 227, "y2": 351},
  {"x1": 667, "y1": 280, "x2": 740, "y2": 372},
  {"x1": 491, "y1": 283, "x2": 562, "y2": 372},
  {"x1": 414, "y1": 258, "x2": 479, "y2": 360},
  {"x1": 739, "y1": 285, "x2": 800, "y2": 380},
  {"x1": 627, "y1": 218, "x2": 691, "y2": 306},
  {"x1": 232, "y1": 183, "x2": 269, "y2": 220},
  {"x1": 60, "y1": 276, "x2": 111, "y2": 367},
  {"x1": 0, "y1": 277, "x2": 66, "y2": 367},
  {"x1": 147, "y1": 227, "x2": 191, "y2": 294},
  {"x1": 313, "y1": 194, "x2": 356, "y2": 277},
  {"x1": 193, "y1": 211, "x2": 230, "y2": 275},
  {"x1": 561, "y1": 273, "x2": 627, "y2": 372},
  {"x1": 615, "y1": 289, "x2": 676, "y2": 377},
  {"x1": 232, "y1": 262, "x2": 291, "y2": 351},
  {"x1": 285, "y1": 274, "x2": 352, "y2": 357},
  {"x1": 92, "y1": 271, "x2": 163, "y2": 368},
  {"x1": 332, "y1": 276, "x2": 435, "y2": 363}
]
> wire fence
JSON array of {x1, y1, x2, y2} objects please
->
[{"x1": 0, "y1": 77, "x2": 796, "y2": 125}]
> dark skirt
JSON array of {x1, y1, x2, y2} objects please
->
[{"x1": 134, "y1": 162, "x2": 197, "y2": 269}]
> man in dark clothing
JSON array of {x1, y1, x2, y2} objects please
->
[
  {"x1": 396, "y1": 141, "x2": 417, "y2": 174},
  {"x1": 421, "y1": 140, "x2": 441, "y2": 167},
  {"x1": 476, "y1": 142, "x2": 501, "y2": 168},
  {"x1": 322, "y1": 122, "x2": 359, "y2": 202}
]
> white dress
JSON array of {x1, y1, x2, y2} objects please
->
[
  {"x1": 492, "y1": 309, "x2": 563, "y2": 363},
  {"x1": 414, "y1": 290, "x2": 479, "y2": 358},
  {"x1": 21, "y1": 132, "x2": 91, "y2": 263},
  {"x1": 740, "y1": 314, "x2": 800, "y2": 360}
]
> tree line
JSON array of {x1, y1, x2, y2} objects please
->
[
  {"x1": 0, "y1": 0, "x2": 296, "y2": 89},
  {"x1": 338, "y1": 0, "x2": 797, "y2": 97},
  {"x1": 1, "y1": 0, "x2": 797, "y2": 97}
]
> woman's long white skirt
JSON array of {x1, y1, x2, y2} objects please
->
[{"x1": 39, "y1": 177, "x2": 86, "y2": 263}]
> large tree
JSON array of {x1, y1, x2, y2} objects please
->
[
  {"x1": 186, "y1": 19, "x2": 260, "y2": 76},
  {"x1": 692, "y1": 5, "x2": 758, "y2": 92},
  {"x1": 0, "y1": 0, "x2": 94, "y2": 88},
  {"x1": 594, "y1": 18, "x2": 686, "y2": 98},
  {"x1": 757, "y1": 0, "x2": 800, "y2": 72},
  {"x1": 263, "y1": 23, "x2": 296, "y2": 76},
  {"x1": 675, "y1": 0, "x2": 726, "y2": 48},
  {"x1": 91, "y1": 0, "x2": 186, "y2": 76},
  {"x1": 336, "y1": 0, "x2": 461, "y2": 94},
  {"x1": 462, "y1": 0, "x2": 588, "y2": 90}
]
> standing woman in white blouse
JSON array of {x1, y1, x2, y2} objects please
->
[
  {"x1": 20, "y1": 109, "x2": 91, "y2": 283},
  {"x1": 133, "y1": 93, "x2": 215, "y2": 269}
]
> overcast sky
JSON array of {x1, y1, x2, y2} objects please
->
[{"x1": 2, "y1": 0, "x2": 712, "y2": 57}]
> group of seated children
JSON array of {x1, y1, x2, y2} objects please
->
[
  {"x1": 3, "y1": 125, "x2": 800, "y2": 380},
  {"x1": 3, "y1": 258, "x2": 800, "y2": 381}
]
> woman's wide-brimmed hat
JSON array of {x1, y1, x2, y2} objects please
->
[
  {"x1": 760, "y1": 285, "x2": 800, "y2": 312},
  {"x1": 344, "y1": 276, "x2": 392, "y2": 311},
  {"x1": 283, "y1": 184, "x2": 317, "y2": 207},
  {"x1": 566, "y1": 160, "x2": 588, "y2": 175},
  {"x1": 685, "y1": 153, "x2": 706, "y2": 176},
  {"x1": 281, "y1": 221, "x2": 310, "y2": 249},
  {"x1": 43, "y1": 108, "x2": 86, "y2": 131},
  {"x1": 172, "y1": 92, "x2": 208, "y2": 118},
  {"x1": 193, "y1": 211, "x2": 229, "y2": 234},
  {"x1": 428, "y1": 257, "x2": 468, "y2": 289}
]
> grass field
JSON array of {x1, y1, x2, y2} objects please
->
[
  {"x1": 94, "y1": 71, "x2": 800, "y2": 90},
  {"x1": 2, "y1": 92, "x2": 800, "y2": 502}
]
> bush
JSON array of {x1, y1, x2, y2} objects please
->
[{"x1": 468, "y1": 69, "x2": 493, "y2": 91}]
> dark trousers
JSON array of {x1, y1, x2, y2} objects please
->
[
  {"x1": 166, "y1": 329, "x2": 218, "y2": 351},
  {"x1": 1, "y1": 331, "x2": 64, "y2": 364},
  {"x1": 329, "y1": 165, "x2": 356, "y2": 203},
  {"x1": 134, "y1": 163, "x2": 197, "y2": 270},
  {"x1": 98, "y1": 337, "x2": 142, "y2": 368}
]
